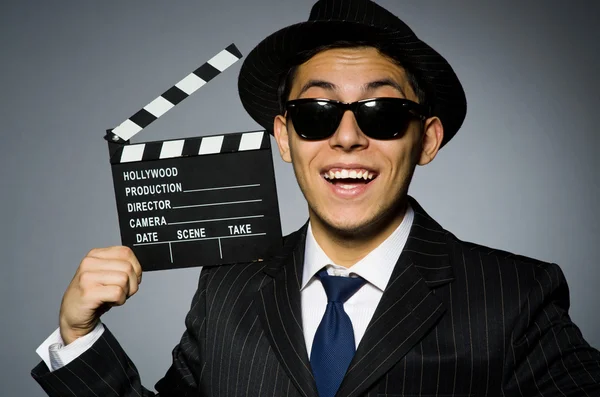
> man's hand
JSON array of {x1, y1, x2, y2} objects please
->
[{"x1": 59, "y1": 246, "x2": 143, "y2": 345}]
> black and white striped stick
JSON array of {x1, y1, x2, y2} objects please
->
[{"x1": 107, "y1": 44, "x2": 242, "y2": 142}]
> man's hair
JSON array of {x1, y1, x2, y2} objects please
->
[{"x1": 277, "y1": 40, "x2": 429, "y2": 115}]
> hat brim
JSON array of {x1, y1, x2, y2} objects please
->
[{"x1": 238, "y1": 20, "x2": 466, "y2": 147}]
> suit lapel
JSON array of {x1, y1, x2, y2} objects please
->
[
  {"x1": 253, "y1": 225, "x2": 319, "y2": 397},
  {"x1": 337, "y1": 197, "x2": 455, "y2": 397}
]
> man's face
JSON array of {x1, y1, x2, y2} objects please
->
[{"x1": 274, "y1": 47, "x2": 441, "y2": 238}]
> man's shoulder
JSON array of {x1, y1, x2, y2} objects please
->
[
  {"x1": 450, "y1": 234, "x2": 550, "y2": 268},
  {"x1": 201, "y1": 224, "x2": 307, "y2": 291},
  {"x1": 445, "y1": 231, "x2": 563, "y2": 287},
  {"x1": 438, "y1": 232, "x2": 572, "y2": 324},
  {"x1": 409, "y1": 197, "x2": 556, "y2": 277}
]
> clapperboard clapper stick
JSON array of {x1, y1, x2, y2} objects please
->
[{"x1": 105, "y1": 44, "x2": 282, "y2": 271}]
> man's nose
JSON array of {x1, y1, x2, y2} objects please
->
[{"x1": 328, "y1": 110, "x2": 369, "y2": 151}]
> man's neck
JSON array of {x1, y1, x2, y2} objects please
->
[{"x1": 309, "y1": 201, "x2": 408, "y2": 268}]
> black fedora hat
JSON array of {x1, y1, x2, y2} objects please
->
[{"x1": 238, "y1": 0, "x2": 467, "y2": 147}]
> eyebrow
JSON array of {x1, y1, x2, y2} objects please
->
[
  {"x1": 297, "y1": 80, "x2": 335, "y2": 97},
  {"x1": 296, "y1": 78, "x2": 407, "y2": 98},
  {"x1": 365, "y1": 78, "x2": 407, "y2": 98}
]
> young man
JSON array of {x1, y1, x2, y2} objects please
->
[{"x1": 32, "y1": 0, "x2": 600, "y2": 396}]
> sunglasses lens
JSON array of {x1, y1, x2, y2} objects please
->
[
  {"x1": 356, "y1": 99, "x2": 411, "y2": 139},
  {"x1": 288, "y1": 101, "x2": 340, "y2": 140}
]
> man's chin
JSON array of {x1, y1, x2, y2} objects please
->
[
  {"x1": 318, "y1": 216, "x2": 383, "y2": 240},
  {"x1": 310, "y1": 201, "x2": 408, "y2": 242}
]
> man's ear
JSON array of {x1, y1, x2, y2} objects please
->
[
  {"x1": 274, "y1": 114, "x2": 292, "y2": 163},
  {"x1": 418, "y1": 117, "x2": 444, "y2": 166}
]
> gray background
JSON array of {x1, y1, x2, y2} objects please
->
[{"x1": 1, "y1": 0, "x2": 598, "y2": 395}]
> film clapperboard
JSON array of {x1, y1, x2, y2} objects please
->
[{"x1": 105, "y1": 44, "x2": 282, "y2": 271}]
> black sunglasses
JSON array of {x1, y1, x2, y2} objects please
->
[{"x1": 285, "y1": 97, "x2": 428, "y2": 140}]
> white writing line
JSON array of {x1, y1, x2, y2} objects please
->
[
  {"x1": 172, "y1": 199, "x2": 262, "y2": 210},
  {"x1": 168, "y1": 214, "x2": 264, "y2": 226},
  {"x1": 133, "y1": 232, "x2": 267, "y2": 246},
  {"x1": 184, "y1": 183, "x2": 260, "y2": 193},
  {"x1": 169, "y1": 242, "x2": 173, "y2": 263},
  {"x1": 218, "y1": 238, "x2": 223, "y2": 259}
]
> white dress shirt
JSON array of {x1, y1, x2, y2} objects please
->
[
  {"x1": 36, "y1": 322, "x2": 105, "y2": 371},
  {"x1": 37, "y1": 204, "x2": 414, "y2": 371},
  {"x1": 301, "y1": 204, "x2": 413, "y2": 356}
]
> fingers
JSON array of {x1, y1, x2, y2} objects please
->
[
  {"x1": 86, "y1": 246, "x2": 142, "y2": 284},
  {"x1": 79, "y1": 268, "x2": 137, "y2": 298},
  {"x1": 59, "y1": 246, "x2": 143, "y2": 344},
  {"x1": 84, "y1": 284, "x2": 128, "y2": 307}
]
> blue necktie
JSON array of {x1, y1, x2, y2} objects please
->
[{"x1": 310, "y1": 269, "x2": 366, "y2": 397}]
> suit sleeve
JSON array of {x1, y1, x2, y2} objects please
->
[
  {"x1": 502, "y1": 262, "x2": 600, "y2": 395},
  {"x1": 31, "y1": 268, "x2": 210, "y2": 397}
]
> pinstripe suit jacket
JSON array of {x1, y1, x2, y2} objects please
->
[{"x1": 32, "y1": 197, "x2": 600, "y2": 396}]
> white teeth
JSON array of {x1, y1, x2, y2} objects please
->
[{"x1": 323, "y1": 169, "x2": 377, "y2": 180}]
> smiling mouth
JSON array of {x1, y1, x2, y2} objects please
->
[{"x1": 322, "y1": 169, "x2": 378, "y2": 187}]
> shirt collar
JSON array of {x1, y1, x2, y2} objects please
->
[{"x1": 301, "y1": 203, "x2": 414, "y2": 292}]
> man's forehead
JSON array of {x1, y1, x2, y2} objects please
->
[
  {"x1": 291, "y1": 47, "x2": 413, "y2": 97},
  {"x1": 298, "y1": 47, "x2": 405, "y2": 73}
]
